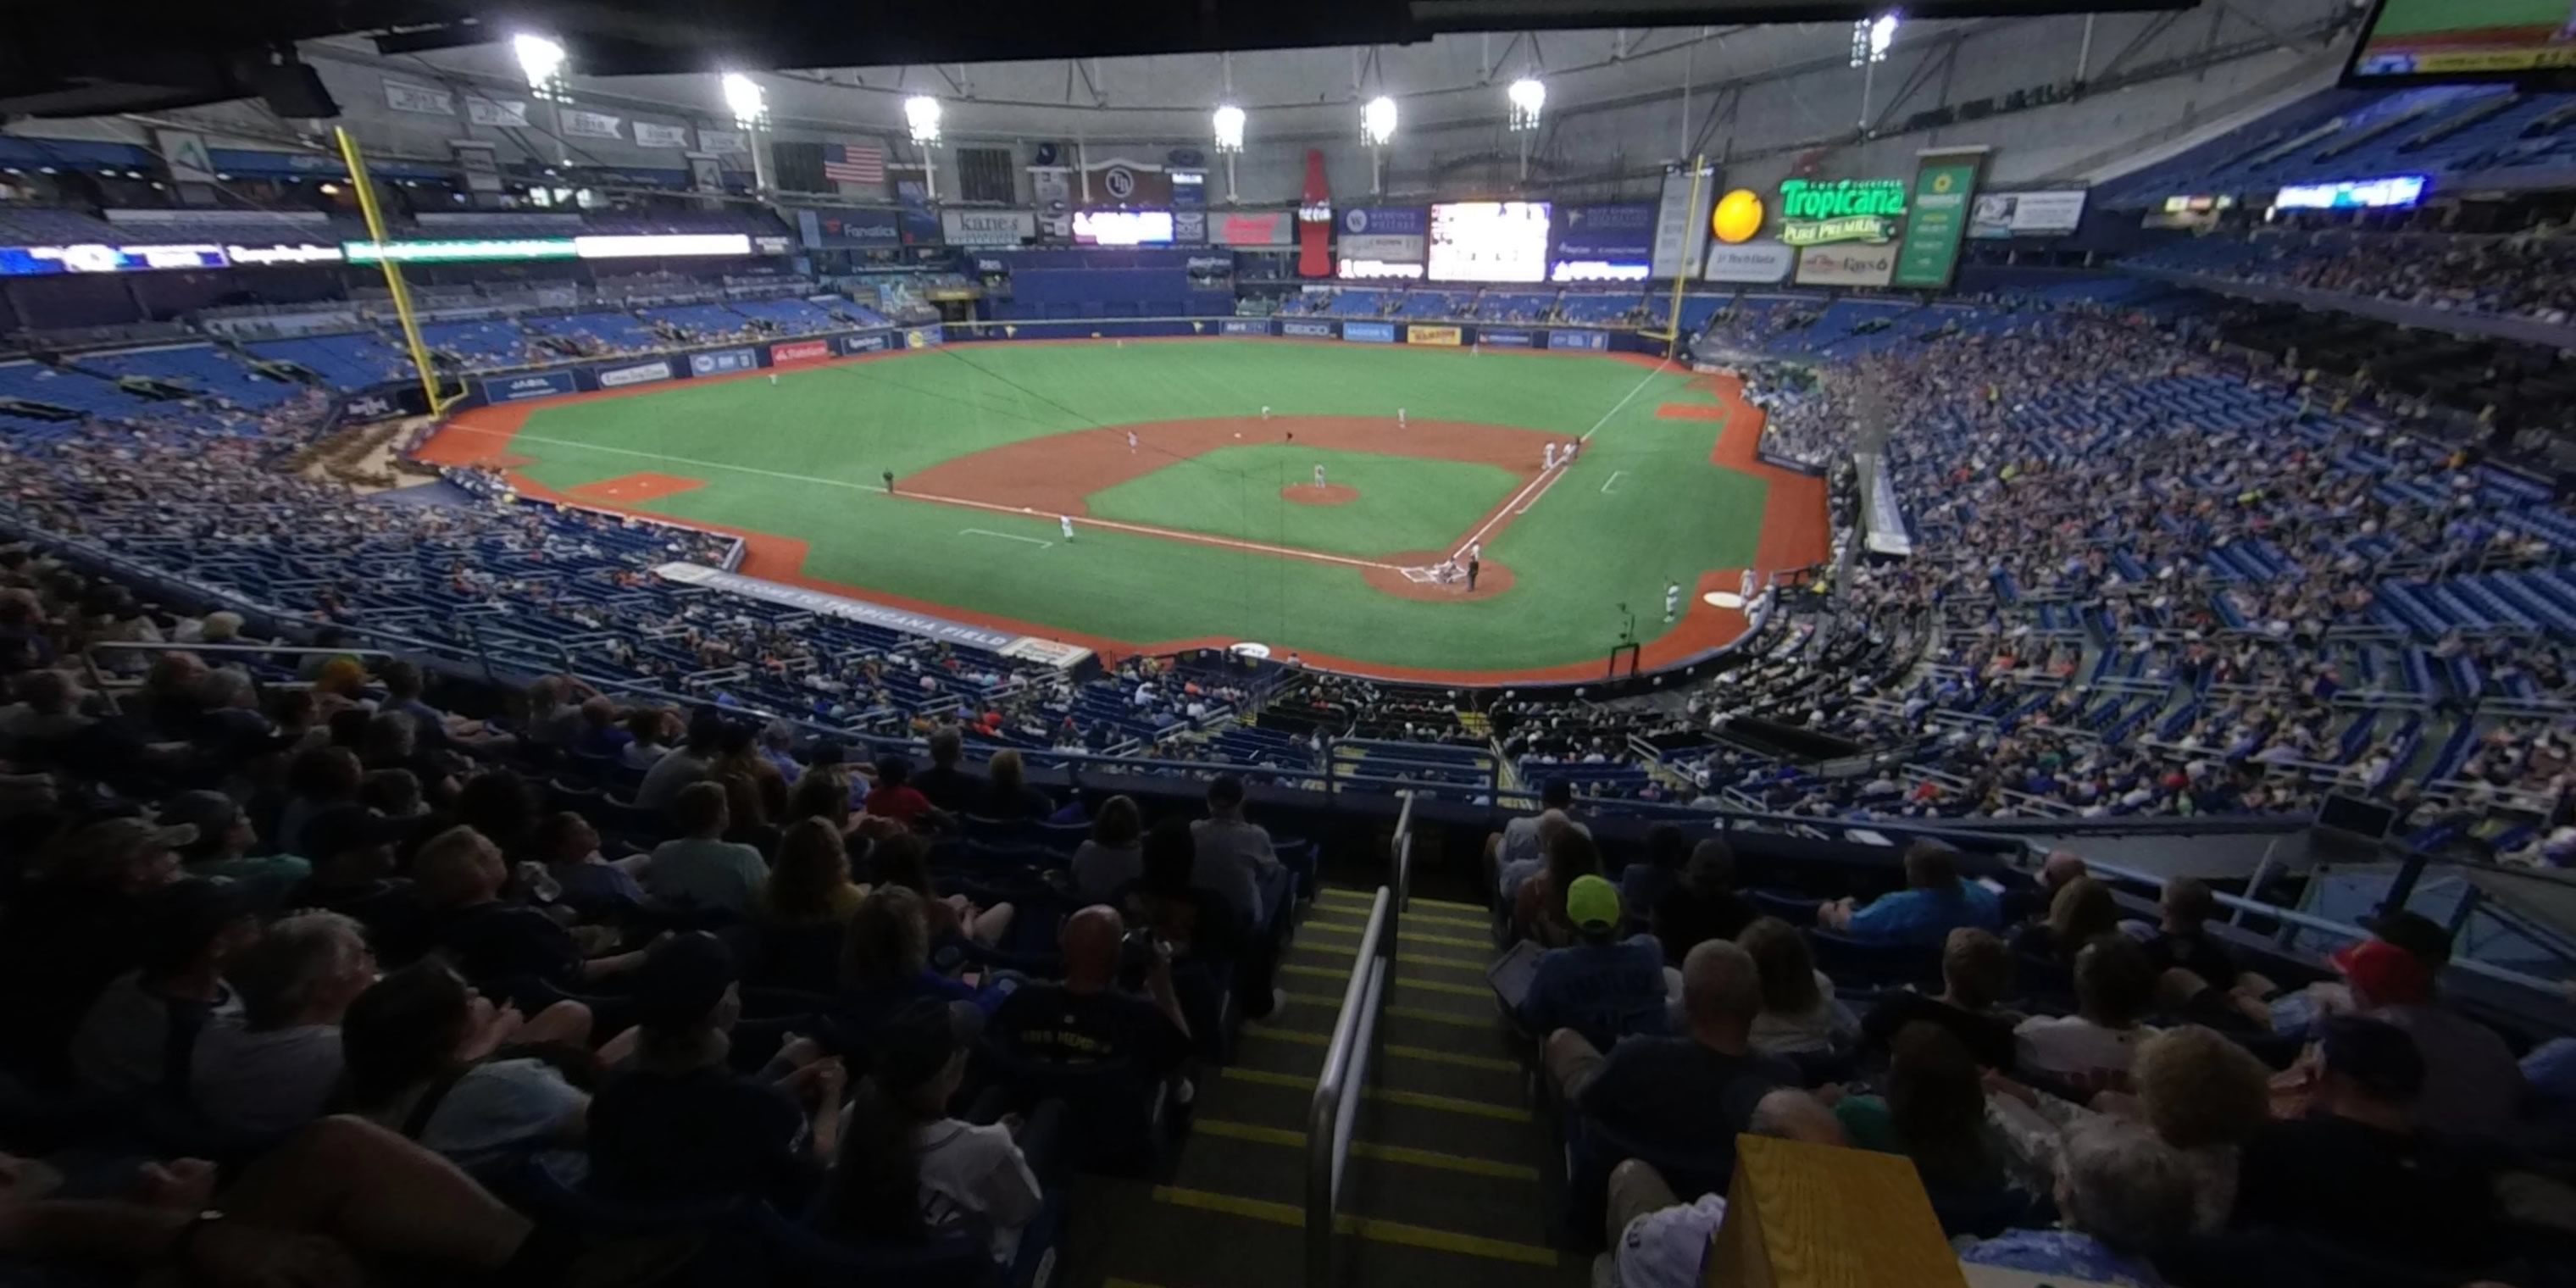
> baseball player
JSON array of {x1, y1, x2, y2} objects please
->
[
  {"x1": 1060, "y1": 514, "x2": 1075, "y2": 541},
  {"x1": 882, "y1": 470, "x2": 896, "y2": 495},
  {"x1": 1313, "y1": 464, "x2": 1327, "y2": 490},
  {"x1": 1740, "y1": 569, "x2": 1758, "y2": 602},
  {"x1": 1469, "y1": 541, "x2": 1482, "y2": 563},
  {"x1": 1396, "y1": 408, "x2": 1407, "y2": 429},
  {"x1": 1664, "y1": 581, "x2": 1682, "y2": 623},
  {"x1": 1262, "y1": 405, "x2": 1272, "y2": 421},
  {"x1": 768, "y1": 372, "x2": 778, "y2": 386},
  {"x1": 1126, "y1": 430, "x2": 1138, "y2": 454},
  {"x1": 1467, "y1": 556, "x2": 1482, "y2": 591},
  {"x1": 1544, "y1": 443, "x2": 1557, "y2": 471},
  {"x1": 1564, "y1": 441, "x2": 1579, "y2": 464}
]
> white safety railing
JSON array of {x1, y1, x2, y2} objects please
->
[{"x1": 1304, "y1": 791, "x2": 1413, "y2": 1287}]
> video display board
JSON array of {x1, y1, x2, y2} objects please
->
[{"x1": 1426, "y1": 201, "x2": 1552, "y2": 284}]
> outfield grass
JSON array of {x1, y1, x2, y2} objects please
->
[
  {"x1": 2367, "y1": 0, "x2": 2567, "y2": 38},
  {"x1": 500, "y1": 341, "x2": 1771, "y2": 673},
  {"x1": 1083, "y1": 444, "x2": 1521, "y2": 558}
]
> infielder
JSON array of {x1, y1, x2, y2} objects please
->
[
  {"x1": 1262, "y1": 405, "x2": 1272, "y2": 421},
  {"x1": 1313, "y1": 464, "x2": 1327, "y2": 489},
  {"x1": 1564, "y1": 441, "x2": 1579, "y2": 464},
  {"x1": 1126, "y1": 430, "x2": 1138, "y2": 454},
  {"x1": 1665, "y1": 581, "x2": 1683, "y2": 622},
  {"x1": 1060, "y1": 515, "x2": 1075, "y2": 541},
  {"x1": 1396, "y1": 408, "x2": 1407, "y2": 429},
  {"x1": 1544, "y1": 443, "x2": 1557, "y2": 471}
]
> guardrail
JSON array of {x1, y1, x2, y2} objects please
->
[{"x1": 1306, "y1": 793, "x2": 1413, "y2": 1288}]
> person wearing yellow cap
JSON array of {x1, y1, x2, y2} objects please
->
[{"x1": 1514, "y1": 874, "x2": 1671, "y2": 1053}]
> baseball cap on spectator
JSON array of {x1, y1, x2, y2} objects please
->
[
  {"x1": 2329, "y1": 911, "x2": 2451, "y2": 1006},
  {"x1": 2316, "y1": 1014, "x2": 2428, "y2": 1103},
  {"x1": 2360, "y1": 911, "x2": 2454, "y2": 969},
  {"x1": 63, "y1": 816, "x2": 193, "y2": 888},
  {"x1": 873, "y1": 999, "x2": 973, "y2": 1091},
  {"x1": 1565, "y1": 874, "x2": 1622, "y2": 935},
  {"x1": 633, "y1": 931, "x2": 738, "y2": 1032}
]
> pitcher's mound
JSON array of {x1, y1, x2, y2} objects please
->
[{"x1": 1283, "y1": 484, "x2": 1360, "y2": 506}]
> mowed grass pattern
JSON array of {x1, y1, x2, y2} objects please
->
[
  {"x1": 1083, "y1": 444, "x2": 1520, "y2": 559},
  {"x1": 502, "y1": 342, "x2": 1768, "y2": 672}
]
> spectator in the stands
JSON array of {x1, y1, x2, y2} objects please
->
[
  {"x1": 535, "y1": 811, "x2": 647, "y2": 919},
  {"x1": 2138, "y1": 877, "x2": 2244, "y2": 991},
  {"x1": 1818, "y1": 842, "x2": 2001, "y2": 946},
  {"x1": 160, "y1": 790, "x2": 306, "y2": 909},
  {"x1": 1958, "y1": 1118, "x2": 2195, "y2": 1287},
  {"x1": 914, "y1": 725, "x2": 975, "y2": 812},
  {"x1": 756, "y1": 719, "x2": 804, "y2": 784},
  {"x1": 619, "y1": 709, "x2": 674, "y2": 770},
  {"x1": 974, "y1": 748, "x2": 1056, "y2": 821},
  {"x1": 282, "y1": 807, "x2": 425, "y2": 960},
  {"x1": 0, "y1": 668, "x2": 89, "y2": 757},
  {"x1": 378, "y1": 661, "x2": 478, "y2": 754},
  {"x1": 874, "y1": 832, "x2": 1013, "y2": 948},
  {"x1": 1518, "y1": 874, "x2": 1669, "y2": 1051},
  {"x1": 1546, "y1": 940, "x2": 1796, "y2": 1156},
  {"x1": 2326, "y1": 912, "x2": 2522, "y2": 1143},
  {"x1": 340, "y1": 961, "x2": 592, "y2": 1176},
  {"x1": 821, "y1": 1001, "x2": 1047, "y2": 1266},
  {"x1": 641, "y1": 780, "x2": 769, "y2": 915},
  {"x1": 2231, "y1": 1015, "x2": 2499, "y2": 1269},
  {"x1": 1859, "y1": 927, "x2": 2019, "y2": 1069},
  {"x1": 573, "y1": 698, "x2": 632, "y2": 760},
  {"x1": 763, "y1": 816, "x2": 869, "y2": 927},
  {"x1": 2012, "y1": 876, "x2": 2120, "y2": 1000},
  {"x1": 988, "y1": 904, "x2": 1193, "y2": 1090},
  {"x1": 2014, "y1": 935, "x2": 2161, "y2": 1081},
  {"x1": 1740, "y1": 916, "x2": 1857, "y2": 1057},
  {"x1": 521, "y1": 676, "x2": 582, "y2": 750},
  {"x1": 1831, "y1": 1022, "x2": 2011, "y2": 1202},
  {"x1": 1621, "y1": 824, "x2": 1691, "y2": 929},
  {"x1": 69, "y1": 876, "x2": 255, "y2": 1097},
  {"x1": 1190, "y1": 774, "x2": 1279, "y2": 925},
  {"x1": 454, "y1": 769, "x2": 541, "y2": 863},
  {"x1": 1989, "y1": 1024, "x2": 2270, "y2": 1235},
  {"x1": 2035, "y1": 851, "x2": 2089, "y2": 910},
  {"x1": 864, "y1": 756, "x2": 945, "y2": 831},
  {"x1": 1650, "y1": 838, "x2": 1757, "y2": 967},
  {"x1": 836, "y1": 886, "x2": 991, "y2": 1042},
  {"x1": 277, "y1": 746, "x2": 362, "y2": 858},
  {"x1": 190, "y1": 911, "x2": 376, "y2": 1139},
  {"x1": 1073, "y1": 796, "x2": 1146, "y2": 904},
  {"x1": 418, "y1": 824, "x2": 650, "y2": 1001},
  {"x1": 1599, "y1": 1088, "x2": 1847, "y2": 1287},
  {"x1": 636, "y1": 706, "x2": 724, "y2": 811},
  {"x1": 1514, "y1": 826, "x2": 1602, "y2": 949},
  {"x1": 719, "y1": 772, "x2": 782, "y2": 860},
  {"x1": 588, "y1": 933, "x2": 845, "y2": 1208},
  {"x1": 1490, "y1": 780, "x2": 1587, "y2": 900}
]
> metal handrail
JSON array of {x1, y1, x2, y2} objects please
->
[{"x1": 1305, "y1": 794, "x2": 1413, "y2": 1287}]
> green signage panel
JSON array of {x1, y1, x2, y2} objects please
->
[{"x1": 1891, "y1": 154, "x2": 1984, "y2": 289}]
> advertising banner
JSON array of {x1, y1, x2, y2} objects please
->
[
  {"x1": 1776, "y1": 178, "x2": 1908, "y2": 247},
  {"x1": 1169, "y1": 169, "x2": 1208, "y2": 209},
  {"x1": 1651, "y1": 164, "x2": 1716, "y2": 280},
  {"x1": 769, "y1": 339, "x2": 831, "y2": 365},
  {"x1": 341, "y1": 392, "x2": 402, "y2": 421},
  {"x1": 1338, "y1": 206, "x2": 1428, "y2": 264},
  {"x1": 465, "y1": 97, "x2": 530, "y2": 128},
  {"x1": 1280, "y1": 319, "x2": 1337, "y2": 339},
  {"x1": 560, "y1": 108, "x2": 624, "y2": 140},
  {"x1": 0, "y1": 244, "x2": 230, "y2": 275},
  {"x1": 1704, "y1": 240, "x2": 1796, "y2": 284},
  {"x1": 484, "y1": 370, "x2": 579, "y2": 403},
  {"x1": 1891, "y1": 148, "x2": 1987, "y2": 289},
  {"x1": 1406, "y1": 325, "x2": 1463, "y2": 347},
  {"x1": 1479, "y1": 328, "x2": 1535, "y2": 348},
  {"x1": 941, "y1": 209, "x2": 1036, "y2": 247},
  {"x1": 698, "y1": 128, "x2": 748, "y2": 154},
  {"x1": 796, "y1": 208, "x2": 901, "y2": 247},
  {"x1": 1968, "y1": 190, "x2": 2087, "y2": 239},
  {"x1": 1071, "y1": 210, "x2": 1173, "y2": 246},
  {"x1": 1552, "y1": 203, "x2": 1657, "y2": 261},
  {"x1": 902, "y1": 325, "x2": 945, "y2": 349},
  {"x1": 1547, "y1": 330, "x2": 1609, "y2": 352},
  {"x1": 596, "y1": 358, "x2": 674, "y2": 388},
  {"x1": 689, "y1": 347, "x2": 759, "y2": 377},
  {"x1": 1219, "y1": 319, "x2": 1270, "y2": 336},
  {"x1": 383, "y1": 81, "x2": 454, "y2": 116},
  {"x1": 839, "y1": 332, "x2": 891, "y2": 356},
  {"x1": 633, "y1": 122, "x2": 690, "y2": 149},
  {"x1": 1216, "y1": 211, "x2": 1296, "y2": 247},
  {"x1": 1172, "y1": 211, "x2": 1208, "y2": 245},
  {"x1": 1341, "y1": 321, "x2": 1396, "y2": 343},
  {"x1": 1794, "y1": 242, "x2": 1899, "y2": 288}
]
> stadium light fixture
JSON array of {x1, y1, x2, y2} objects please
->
[
  {"x1": 905, "y1": 95, "x2": 944, "y2": 147},
  {"x1": 1213, "y1": 104, "x2": 1246, "y2": 154},
  {"x1": 1507, "y1": 77, "x2": 1545, "y2": 131},
  {"x1": 1851, "y1": 13, "x2": 1898, "y2": 66},
  {"x1": 514, "y1": 32, "x2": 570, "y2": 102},
  {"x1": 1362, "y1": 96, "x2": 1398, "y2": 147},
  {"x1": 721, "y1": 73, "x2": 768, "y2": 130}
]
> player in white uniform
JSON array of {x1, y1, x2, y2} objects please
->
[
  {"x1": 1664, "y1": 581, "x2": 1683, "y2": 622},
  {"x1": 1564, "y1": 441, "x2": 1579, "y2": 464},
  {"x1": 1396, "y1": 408, "x2": 1407, "y2": 429},
  {"x1": 1544, "y1": 443, "x2": 1557, "y2": 471},
  {"x1": 1313, "y1": 464, "x2": 1327, "y2": 489},
  {"x1": 1740, "y1": 569, "x2": 1758, "y2": 602},
  {"x1": 769, "y1": 373, "x2": 778, "y2": 386},
  {"x1": 1126, "y1": 430, "x2": 1138, "y2": 454},
  {"x1": 1469, "y1": 541, "x2": 1482, "y2": 563},
  {"x1": 1060, "y1": 515, "x2": 1075, "y2": 541},
  {"x1": 1262, "y1": 405, "x2": 1272, "y2": 421}
]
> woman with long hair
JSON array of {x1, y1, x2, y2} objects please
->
[
  {"x1": 974, "y1": 749, "x2": 1055, "y2": 821},
  {"x1": 871, "y1": 834, "x2": 1013, "y2": 948},
  {"x1": 1739, "y1": 916, "x2": 1859, "y2": 1055},
  {"x1": 1833, "y1": 1021, "x2": 2011, "y2": 1200},
  {"x1": 764, "y1": 817, "x2": 868, "y2": 927},
  {"x1": 820, "y1": 1001, "x2": 1044, "y2": 1264},
  {"x1": 1070, "y1": 795, "x2": 1144, "y2": 903},
  {"x1": 2012, "y1": 875, "x2": 2120, "y2": 999},
  {"x1": 720, "y1": 771, "x2": 782, "y2": 859}
]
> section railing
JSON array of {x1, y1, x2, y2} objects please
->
[{"x1": 1305, "y1": 792, "x2": 1413, "y2": 1288}]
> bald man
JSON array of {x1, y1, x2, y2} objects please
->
[
  {"x1": 1548, "y1": 940, "x2": 1796, "y2": 1152},
  {"x1": 985, "y1": 905, "x2": 1191, "y2": 1077},
  {"x1": 1604, "y1": 1089, "x2": 1852, "y2": 1285}
]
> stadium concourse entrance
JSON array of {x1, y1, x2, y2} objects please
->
[{"x1": 1074, "y1": 852, "x2": 1583, "y2": 1286}]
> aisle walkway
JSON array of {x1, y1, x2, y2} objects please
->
[{"x1": 1086, "y1": 885, "x2": 1584, "y2": 1288}]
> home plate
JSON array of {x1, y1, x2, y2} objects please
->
[{"x1": 1702, "y1": 591, "x2": 1746, "y2": 610}]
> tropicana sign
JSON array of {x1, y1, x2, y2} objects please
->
[{"x1": 1774, "y1": 177, "x2": 1908, "y2": 247}]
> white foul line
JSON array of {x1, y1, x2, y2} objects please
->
[
  {"x1": 960, "y1": 529, "x2": 1052, "y2": 548},
  {"x1": 1599, "y1": 469, "x2": 1627, "y2": 494},
  {"x1": 1447, "y1": 356, "x2": 1670, "y2": 561},
  {"x1": 425, "y1": 419, "x2": 1403, "y2": 572}
]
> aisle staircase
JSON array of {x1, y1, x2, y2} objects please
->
[{"x1": 1088, "y1": 884, "x2": 1583, "y2": 1288}]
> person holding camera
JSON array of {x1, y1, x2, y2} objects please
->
[{"x1": 985, "y1": 905, "x2": 1192, "y2": 1086}]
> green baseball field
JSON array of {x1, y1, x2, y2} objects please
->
[{"x1": 419, "y1": 339, "x2": 1827, "y2": 683}]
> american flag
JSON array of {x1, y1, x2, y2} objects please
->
[{"x1": 822, "y1": 143, "x2": 885, "y2": 185}]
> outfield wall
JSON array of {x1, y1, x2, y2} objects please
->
[{"x1": 336, "y1": 323, "x2": 944, "y2": 420}]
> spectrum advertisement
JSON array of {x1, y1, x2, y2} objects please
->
[{"x1": 1548, "y1": 203, "x2": 1656, "y2": 282}]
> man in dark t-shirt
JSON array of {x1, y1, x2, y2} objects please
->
[
  {"x1": 1857, "y1": 926, "x2": 2019, "y2": 1069},
  {"x1": 987, "y1": 905, "x2": 1191, "y2": 1076},
  {"x1": 1551, "y1": 939, "x2": 1796, "y2": 1158}
]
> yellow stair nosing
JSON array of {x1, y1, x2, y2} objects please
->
[
  {"x1": 1152, "y1": 1186, "x2": 1559, "y2": 1267},
  {"x1": 1293, "y1": 942, "x2": 1490, "y2": 974},
  {"x1": 1277, "y1": 991, "x2": 1496, "y2": 1030},
  {"x1": 1241, "y1": 1028, "x2": 1520, "y2": 1073},
  {"x1": 1277, "y1": 963, "x2": 1493, "y2": 998},
  {"x1": 1191, "y1": 1119, "x2": 1541, "y2": 1180},
  {"x1": 1302, "y1": 920, "x2": 1491, "y2": 950},
  {"x1": 1219, "y1": 1067, "x2": 1530, "y2": 1122},
  {"x1": 1315, "y1": 891, "x2": 1487, "y2": 916}
]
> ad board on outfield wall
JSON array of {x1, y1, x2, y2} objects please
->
[
  {"x1": 1341, "y1": 320, "x2": 1397, "y2": 343},
  {"x1": 484, "y1": 370, "x2": 580, "y2": 402},
  {"x1": 940, "y1": 209, "x2": 1036, "y2": 247},
  {"x1": 1968, "y1": 190, "x2": 2087, "y2": 239},
  {"x1": 689, "y1": 347, "x2": 758, "y2": 377},
  {"x1": 1279, "y1": 319, "x2": 1337, "y2": 339},
  {"x1": 1703, "y1": 240, "x2": 1796, "y2": 284},
  {"x1": 902, "y1": 325, "x2": 945, "y2": 349},
  {"x1": 1338, "y1": 206, "x2": 1429, "y2": 264},
  {"x1": 596, "y1": 358, "x2": 674, "y2": 388},
  {"x1": 1407, "y1": 325, "x2": 1463, "y2": 347},
  {"x1": 1795, "y1": 242, "x2": 1898, "y2": 288},
  {"x1": 1478, "y1": 328, "x2": 1536, "y2": 348},
  {"x1": 769, "y1": 339, "x2": 831, "y2": 365},
  {"x1": 1215, "y1": 211, "x2": 1296, "y2": 247},
  {"x1": 1546, "y1": 330, "x2": 1609, "y2": 352},
  {"x1": 838, "y1": 332, "x2": 891, "y2": 355},
  {"x1": 1220, "y1": 319, "x2": 1269, "y2": 336}
]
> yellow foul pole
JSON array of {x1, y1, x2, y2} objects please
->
[
  {"x1": 334, "y1": 127, "x2": 449, "y2": 414},
  {"x1": 1661, "y1": 155, "x2": 1707, "y2": 361}
]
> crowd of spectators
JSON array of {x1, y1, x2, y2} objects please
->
[
  {"x1": 2133, "y1": 229, "x2": 2576, "y2": 326},
  {"x1": 1482, "y1": 813, "x2": 2569, "y2": 1287}
]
